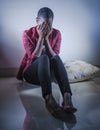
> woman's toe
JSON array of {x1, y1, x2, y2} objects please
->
[{"x1": 63, "y1": 106, "x2": 77, "y2": 113}]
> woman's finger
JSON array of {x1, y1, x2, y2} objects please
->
[{"x1": 41, "y1": 22, "x2": 46, "y2": 30}]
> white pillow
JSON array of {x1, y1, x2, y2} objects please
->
[{"x1": 64, "y1": 60, "x2": 100, "y2": 83}]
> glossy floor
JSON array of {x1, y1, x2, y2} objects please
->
[{"x1": 0, "y1": 77, "x2": 100, "y2": 130}]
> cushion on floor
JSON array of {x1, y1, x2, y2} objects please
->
[{"x1": 64, "y1": 60, "x2": 100, "y2": 83}]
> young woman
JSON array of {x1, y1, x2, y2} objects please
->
[{"x1": 17, "y1": 7, "x2": 77, "y2": 114}]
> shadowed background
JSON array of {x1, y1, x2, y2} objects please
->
[{"x1": 0, "y1": 0, "x2": 100, "y2": 71}]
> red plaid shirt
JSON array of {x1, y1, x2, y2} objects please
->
[{"x1": 17, "y1": 26, "x2": 61, "y2": 80}]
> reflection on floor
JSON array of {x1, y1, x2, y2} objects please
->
[{"x1": 0, "y1": 77, "x2": 100, "y2": 130}]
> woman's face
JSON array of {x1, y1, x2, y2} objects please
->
[{"x1": 36, "y1": 17, "x2": 53, "y2": 28}]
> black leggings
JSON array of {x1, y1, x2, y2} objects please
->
[{"x1": 23, "y1": 54, "x2": 72, "y2": 98}]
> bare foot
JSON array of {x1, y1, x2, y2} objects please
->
[
  {"x1": 62, "y1": 93, "x2": 77, "y2": 113},
  {"x1": 45, "y1": 94, "x2": 62, "y2": 114}
]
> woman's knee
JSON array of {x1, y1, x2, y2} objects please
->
[
  {"x1": 51, "y1": 55, "x2": 61, "y2": 64},
  {"x1": 38, "y1": 55, "x2": 51, "y2": 78},
  {"x1": 40, "y1": 54, "x2": 49, "y2": 63},
  {"x1": 39, "y1": 55, "x2": 50, "y2": 70},
  {"x1": 51, "y1": 55, "x2": 65, "y2": 70}
]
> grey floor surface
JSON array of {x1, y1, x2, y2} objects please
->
[{"x1": 0, "y1": 77, "x2": 100, "y2": 130}]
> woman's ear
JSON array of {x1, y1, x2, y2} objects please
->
[{"x1": 36, "y1": 17, "x2": 39, "y2": 23}]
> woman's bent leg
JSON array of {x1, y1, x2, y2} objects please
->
[
  {"x1": 24, "y1": 55, "x2": 52, "y2": 98},
  {"x1": 51, "y1": 55, "x2": 72, "y2": 96},
  {"x1": 24, "y1": 54, "x2": 61, "y2": 113},
  {"x1": 51, "y1": 56, "x2": 77, "y2": 113},
  {"x1": 37, "y1": 54, "x2": 52, "y2": 98}
]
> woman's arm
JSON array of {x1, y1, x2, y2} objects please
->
[
  {"x1": 33, "y1": 23, "x2": 50, "y2": 57},
  {"x1": 32, "y1": 36, "x2": 44, "y2": 57},
  {"x1": 44, "y1": 25, "x2": 61, "y2": 57},
  {"x1": 44, "y1": 37, "x2": 56, "y2": 57},
  {"x1": 23, "y1": 23, "x2": 48, "y2": 59},
  {"x1": 23, "y1": 31, "x2": 43, "y2": 59}
]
